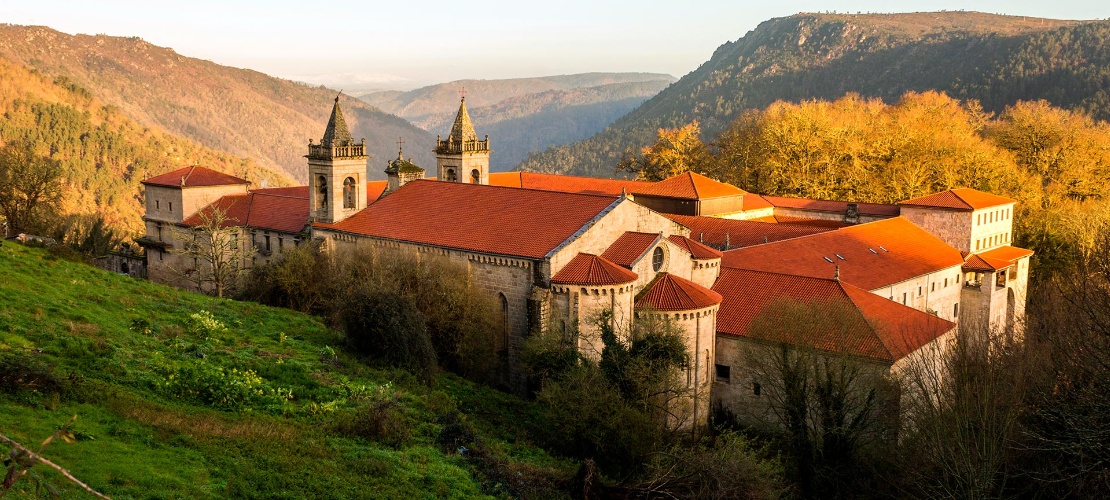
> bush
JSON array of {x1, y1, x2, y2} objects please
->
[
  {"x1": 339, "y1": 285, "x2": 437, "y2": 383},
  {"x1": 0, "y1": 350, "x2": 68, "y2": 396},
  {"x1": 156, "y1": 360, "x2": 291, "y2": 411},
  {"x1": 333, "y1": 384, "x2": 412, "y2": 447}
]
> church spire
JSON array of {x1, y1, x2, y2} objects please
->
[
  {"x1": 321, "y1": 95, "x2": 354, "y2": 147},
  {"x1": 448, "y1": 97, "x2": 478, "y2": 144}
]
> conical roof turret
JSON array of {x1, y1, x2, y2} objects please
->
[
  {"x1": 321, "y1": 95, "x2": 354, "y2": 147},
  {"x1": 448, "y1": 97, "x2": 478, "y2": 144}
]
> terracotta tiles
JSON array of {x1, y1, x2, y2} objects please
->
[
  {"x1": 667, "y1": 235, "x2": 724, "y2": 260},
  {"x1": 632, "y1": 172, "x2": 747, "y2": 200},
  {"x1": 487, "y1": 172, "x2": 651, "y2": 197},
  {"x1": 601, "y1": 232, "x2": 662, "y2": 267},
  {"x1": 720, "y1": 217, "x2": 964, "y2": 290},
  {"x1": 551, "y1": 253, "x2": 638, "y2": 285},
  {"x1": 252, "y1": 186, "x2": 309, "y2": 198},
  {"x1": 636, "y1": 273, "x2": 722, "y2": 311},
  {"x1": 665, "y1": 214, "x2": 835, "y2": 249},
  {"x1": 900, "y1": 188, "x2": 1016, "y2": 211},
  {"x1": 964, "y1": 245, "x2": 1034, "y2": 272},
  {"x1": 143, "y1": 166, "x2": 249, "y2": 188},
  {"x1": 367, "y1": 180, "x2": 387, "y2": 201},
  {"x1": 184, "y1": 192, "x2": 309, "y2": 234},
  {"x1": 761, "y1": 195, "x2": 901, "y2": 217},
  {"x1": 713, "y1": 268, "x2": 954, "y2": 362},
  {"x1": 314, "y1": 180, "x2": 620, "y2": 259}
]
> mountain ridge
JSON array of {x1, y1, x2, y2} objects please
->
[{"x1": 519, "y1": 12, "x2": 1109, "y2": 176}]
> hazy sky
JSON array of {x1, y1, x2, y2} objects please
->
[{"x1": 2, "y1": 1, "x2": 1105, "y2": 90}]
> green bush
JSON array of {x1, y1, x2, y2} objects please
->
[
  {"x1": 333, "y1": 383, "x2": 412, "y2": 448},
  {"x1": 0, "y1": 350, "x2": 68, "y2": 396},
  {"x1": 156, "y1": 359, "x2": 291, "y2": 411},
  {"x1": 340, "y1": 286, "x2": 437, "y2": 383}
]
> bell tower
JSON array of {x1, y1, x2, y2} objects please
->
[
  {"x1": 308, "y1": 96, "x2": 369, "y2": 224},
  {"x1": 435, "y1": 97, "x2": 490, "y2": 185}
]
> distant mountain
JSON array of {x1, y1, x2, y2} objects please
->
[
  {"x1": 0, "y1": 58, "x2": 290, "y2": 235},
  {"x1": 359, "y1": 73, "x2": 674, "y2": 169},
  {"x1": 520, "y1": 12, "x2": 1110, "y2": 177},
  {"x1": 0, "y1": 25, "x2": 436, "y2": 182}
]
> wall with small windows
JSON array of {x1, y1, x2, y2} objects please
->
[
  {"x1": 867, "y1": 264, "x2": 964, "y2": 323},
  {"x1": 968, "y1": 203, "x2": 1016, "y2": 253}
]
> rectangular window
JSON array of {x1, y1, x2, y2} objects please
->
[
  {"x1": 715, "y1": 364, "x2": 731, "y2": 383},
  {"x1": 931, "y1": 282, "x2": 936, "y2": 292},
  {"x1": 278, "y1": 237, "x2": 283, "y2": 252},
  {"x1": 169, "y1": 201, "x2": 173, "y2": 212},
  {"x1": 156, "y1": 200, "x2": 160, "y2": 210},
  {"x1": 918, "y1": 286, "x2": 922, "y2": 297},
  {"x1": 902, "y1": 292, "x2": 907, "y2": 305},
  {"x1": 230, "y1": 233, "x2": 238, "y2": 250},
  {"x1": 264, "y1": 234, "x2": 271, "y2": 252},
  {"x1": 157, "y1": 249, "x2": 163, "y2": 261},
  {"x1": 945, "y1": 278, "x2": 949, "y2": 287},
  {"x1": 753, "y1": 382, "x2": 762, "y2": 396},
  {"x1": 954, "y1": 303, "x2": 960, "y2": 317}
]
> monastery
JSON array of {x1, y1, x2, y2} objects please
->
[{"x1": 138, "y1": 97, "x2": 1033, "y2": 425}]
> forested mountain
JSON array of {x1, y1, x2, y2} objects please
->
[
  {"x1": 0, "y1": 25, "x2": 436, "y2": 182},
  {"x1": 520, "y1": 12, "x2": 1110, "y2": 176},
  {"x1": 0, "y1": 58, "x2": 290, "y2": 235},
  {"x1": 360, "y1": 74, "x2": 674, "y2": 170}
]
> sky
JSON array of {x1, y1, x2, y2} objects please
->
[{"x1": 2, "y1": 1, "x2": 1106, "y2": 91}]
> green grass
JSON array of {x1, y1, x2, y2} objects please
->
[{"x1": 0, "y1": 243, "x2": 572, "y2": 498}]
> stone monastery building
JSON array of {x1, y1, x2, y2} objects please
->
[{"x1": 139, "y1": 97, "x2": 1033, "y2": 424}]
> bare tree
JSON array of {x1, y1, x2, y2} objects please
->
[
  {"x1": 170, "y1": 204, "x2": 252, "y2": 298},
  {"x1": 0, "y1": 140, "x2": 62, "y2": 236}
]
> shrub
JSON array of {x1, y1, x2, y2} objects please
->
[
  {"x1": 333, "y1": 384, "x2": 412, "y2": 447},
  {"x1": 157, "y1": 360, "x2": 291, "y2": 411},
  {"x1": 339, "y1": 285, "x2": 437, "y2": 383},
  {"x1": 0, "y1": 350, "x2": 67, "y2": 396}
]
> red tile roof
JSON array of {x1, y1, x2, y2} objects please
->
[
  {"x1": 768, "y1": 215, "x2": 849, "y2": 228},
  {"x1": 632, "y1": 172, "x2": 747, "y2": 200},
  {"x1": 252, "y1": 186, "x2": 309, "y2": 198},
  {"x1": 900, "y1": 188, "x2": 1016, "y2": 211},
  {"x1": 665, "y1": 214, "x2": 835, "y2": 250},
  {"x1": 314, "y1": 180, "x2": 620, "y2": 259},
  {"x1": 367, "y1": 180, "x2": 387, "y2": 201},
  {"x1": 720, "y1": 217, "x2": 964, "y2": 290},
  {"x1": 667, "y1": 235, "x2": 724, "y2": 260},
  {"x1": 636, "y1": 273, "x2": 723, "y2": 311},
  {"x1": 762, "y1": 195, "x2": 901, "y2": 217},
  {"x1": 713, "y1": 268, "x2": 955, "y2": 362},
  {"x1": 551, "y1": 253, "x2": 638, "y2": 285},
  {"x1": 488, "y1": 172, "x2": 651, "y2": 197},
  {"x1": 601, "y1": 232, "x2": 662, "y2": 268},
  {"x1": 143, "y1": 166, "x2": 249, "y2": 188},
  {"x1": 183, "y1": 192, "x2": 309, "y2": 234},
  {"x1": 963, "y1": 245, "x2": 1034, "y2": 272}
]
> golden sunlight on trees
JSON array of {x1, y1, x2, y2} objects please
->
[
  {"x1": 618, "y1": 121, "x2": 709, "y2": 181},
  {"x1": 0, "y1": 140, "x2": 63, "y2": 236}
]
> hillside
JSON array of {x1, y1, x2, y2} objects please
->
[
  {"x1": 0, "y1": 243, "x2": 569, "y2": 498},
  {"x1": 520, "y1": 12, "x2": 1110, "y2": 177},
  {"x1": 0, "y1": 25, "x2": 437, "y2": 182},
  {"x1": 0, "y1": 58, "x2": 291, "y2": 236},
  {"x1": 360, "y1": 74, "x2": 674, "y2": 170}
]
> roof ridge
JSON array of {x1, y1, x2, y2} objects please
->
[
  {"x1": 407, "y1": 178, "x2": 619, "y2": 200},
  {"x1": 724, "y1": 266, "x2": 842, "y2": 283}
]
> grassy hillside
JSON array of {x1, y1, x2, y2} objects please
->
[
  {"x1": 0, "y1": 244, "x2": 570, "y2": 498},
  {"x1": 520, "y1": 12, "x2": 1110, "y2": 177},
  {"x1": 0, "y1": 25, "x2": 437, "y2": 182},
  {"x1": 0, "y1": 58, "x2": 291, "y2": 236}
]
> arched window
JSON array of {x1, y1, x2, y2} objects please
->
[
  {"x1": 471, "y1": 169, "x2": 481, "y2": 184},
  {"x1": 316, "y1": 175, "x2": 328, "y2": 209},
  {"x1": 498, "y1": 293, "x2": 510, "y2": 352},
  {"x1": 446, "y1": 168, "x2": 457, "y2": 182},
  {"x1": 343, "y1": 177, "x2": 356, "y2": 209},
  {"x1": 652, "y1": 246, "x2": 665, "y2": 272}
]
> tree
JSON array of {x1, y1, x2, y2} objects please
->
[
  {"x1": 170, "y1": 204, "x2": 252, "y2": 298},
  {"x1": 617, "y1": 121, "x2": 710, "y2": 181},
  {"x1": 0, "y1": 140, "x2": 63, "y2": 236}
]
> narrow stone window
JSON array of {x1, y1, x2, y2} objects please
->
[
  {"x1": 168, "y1": 201, "x2": 173, "y2": 212},
  {"x1": 471, "y1": 169, "x2": 480, "y2": 184},
  {"x1": 753, "y1": 382, "x2": 762, "y2": 396},
  {"x1": 343, "y1": 177, "x2": 356, "y2": 209},
  {"x1": 953, "y1": 303, "x2": 960, "y2": 317},
  {"x1": 156, "y1": 200, "x2": 160, "y2": 210},
  {"x1": 446, "y1": 168, "x2": 457, "y2": 182},
  {"x1": 317, "y1": 175, "x2": 328, "y2": 209}
]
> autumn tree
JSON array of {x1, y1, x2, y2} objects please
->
[
  {"x1": 0, "y1": 140, "x2": 62, "y2": 236},
  {"x1": 170, "y1": 204, "x2": 252, "y2": 298},
  {"x1": 617, "y1": 121, "x2": 710, "y2": 181}
]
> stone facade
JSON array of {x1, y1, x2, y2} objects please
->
[{"x1": 869, "y1": 265, "x2": 964, "y2": 323}]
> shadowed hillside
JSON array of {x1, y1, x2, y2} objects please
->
[
  {"x1": 0, "y1": 25, "x2": 437, "y2": 182},
  {"x1": 520, "y1": 12, "x2": 1108, "y2": 177}
]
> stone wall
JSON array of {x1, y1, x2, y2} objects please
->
[
  {"x1": 900, "y1": 207, "x2": 975, "y2": 253},
  {"x1": 869, "y1": 264, "x2": 964, "y2": 323},
  {"x1": 640, "y1": 305, "x2": 719, "y2": 428}
]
